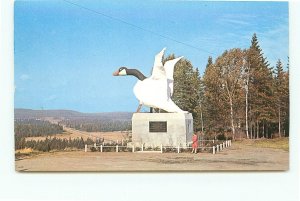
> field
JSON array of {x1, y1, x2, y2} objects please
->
[
  {"x1": 15, "y1": 138, "x2": 289, "y2": 171},
  {"x1": 25, "y1": 127, "x2": 129, "y2": 142}
]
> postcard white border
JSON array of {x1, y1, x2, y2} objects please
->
[{"x1": 0, "y1": 0, "x2": 299, "y2": 201}]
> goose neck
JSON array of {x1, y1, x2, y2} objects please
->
[{"x1": 127, "y1": 69, "x2": 147, "y2": 81}]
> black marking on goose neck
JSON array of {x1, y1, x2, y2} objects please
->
[{"x1": 127, "y1": 69, "x2": 147, "y2": 81}]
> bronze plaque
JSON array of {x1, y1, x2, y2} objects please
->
[{"x1": 149, "y1": 121, "x2": 167, "y2": 132}]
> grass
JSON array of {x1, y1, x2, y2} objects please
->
[
  {"x1": 15, "y1": 148, "x2": 41, "y2": 160},
  {"x1": 252, "y1": 138, "x2": 289, "y2": 151},
  {"x1": 15, "y1": 148, "x2": 87, "y2": 160},
  {"x1": 235, "y1": 138, "x2": 289, "y2": 151}
]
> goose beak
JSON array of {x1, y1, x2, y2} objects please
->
[{"x1": 113, "y1": 70, "x2": 119, "y2": 76}]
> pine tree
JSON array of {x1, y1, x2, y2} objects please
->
[
  {"x1": 274, "y1": 59, "x2": 284, "y2": 137},
  {"x1": 247, "y1": 33, "x2": 275, "y2": 138},
  {"x1": 282, "y1": 62, "x2": 289, "y2": 136},
  {"x1": 274, "y1": 58, "x2": 289, "y2": 137},
  {"x1": 202, "y1": 56, "x2": 227, "y2": 135},
  {"x1": 164, "y1": 54, "x2": 202, "y2": 130}
]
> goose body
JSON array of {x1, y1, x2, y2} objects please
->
[{"x1": 113, "y1": 48, "x2": 185, "y2": 113}]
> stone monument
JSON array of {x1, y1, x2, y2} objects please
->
[{"x1": 132, "y1": 113, "x2": 193, "y2": 147}]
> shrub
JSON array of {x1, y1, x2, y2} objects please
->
[{"x1": 90, "y1": 147, "x2": 97, "y2": 152}]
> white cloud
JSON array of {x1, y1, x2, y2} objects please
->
[
  {"x1": 20, "y1": 74, "x2": 30, "y2": 81},
  {"x1": 46, "y1": 95, "x2": 57, "y2": 101},
  {"x1": 258, "y1": 21, "x2": 289, "y2": 68},
  {"x1": 219, "y1": 18, "x2": 251, "y2": 26}
]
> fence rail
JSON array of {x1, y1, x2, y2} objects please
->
[{"x1": 84, "y1": 140, "x2": 232, "y2": 154}]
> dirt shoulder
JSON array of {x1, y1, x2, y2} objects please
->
[{"x1": 15, "y1": 141, "x2": 288, "y2": 172}]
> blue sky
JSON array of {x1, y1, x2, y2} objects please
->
[{"x1": 14, "y1": 0, "x2": 289, "y2": 113}]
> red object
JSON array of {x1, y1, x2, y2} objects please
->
[{"x1": 192, "y1": 134, "x2": 198, "y2": 148}]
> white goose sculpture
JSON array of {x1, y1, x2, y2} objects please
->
[{"x1": 113, "y1": 48, "x2": 186, "y2": 113}]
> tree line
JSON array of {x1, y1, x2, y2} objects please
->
[
  {"x1": 169, "y1": 33, "x2": 289, "y2": 139},
  {"x1": 15, "y1": 136, "x2": 95, "y2": 152},
  {"x1": 60, "y1": 119, "x2": 131, "y2": 132},
  {"x1": 15, "y1": 119, "x2": 64, "y2": 137}
]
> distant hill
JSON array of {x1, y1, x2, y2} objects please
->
[{"x1": 14, "y1": 108, "x2": 133, "y2": 121}]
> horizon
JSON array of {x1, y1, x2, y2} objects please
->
[
  {"x1": 14, "y1": 1, "x2": 289, "y2": 112},
  {"x1": 14, "y1": 107, "x2": 133, "y2": 114}
]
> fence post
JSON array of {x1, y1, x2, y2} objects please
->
[
  {"x1": 142, "y1": 144, "x2": 144, "y2": 152},
  {"x1": 85, "y1": 144, "x2": 87, "y2": 152},
  {"x1": 116, "y1": 145, "x2": 118, "y2": 152},
  {"x1": 223, "y1": 142, "x2": 225, "y2": 149},
  {"x1": 216, "y1": 145, "x2": 219, "y2": 152},
  {"x1": 160, "y1": 144, "x2": 163, "y2": 153},
  {"x1": 94, "y1": 143, "x2": 96, "y2": 149},
  {"x1": 213, "y1": 139, "x2": 215, "y2": 143},
  {"x1": 100, "y1": 145, "x2": 103, "y2": 153},
  {"x1": 220, "y1": 144, "x2": 222, "y2": 151},
  {"x1": 132, "y1": 145, "x2": 135, "y2": 153},
  {"x1": 213, "y1": 146, "x2": 215, "y2": 154},
  {"x1": 177, "y1": 145, "x2": 180, "y2": 153}
]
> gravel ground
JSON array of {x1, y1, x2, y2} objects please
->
[{"x1": 15, "y1": 142, "x2": 288, "y2": 172}]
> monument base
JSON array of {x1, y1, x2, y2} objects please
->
[{"x1": 132, "y1": 113, "x2": 193, "y2": 148}]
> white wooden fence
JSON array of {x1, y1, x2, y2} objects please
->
[{"x1": 85, "y1": 140, "x2": 232, "y2": 154}]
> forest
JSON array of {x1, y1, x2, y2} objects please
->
[
  {"x1": 60, "y1": 119, "x2": 131, "y2": 132},
  {"x1": 15, "y1": 136, "x2": 95, "y2": 152},
  {"x1": 15, "y1": 119, "x2": 64, "y2": 137},
  {"x1": 169, "y1": 33, "x2": 289, "y2": 140}
]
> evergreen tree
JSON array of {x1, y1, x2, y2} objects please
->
[
  {"x1": 274, "y1": 58, "x2": 289, "y2": 137},
  {"x1": 164, "y1": 54, "x2": 202, "y2": 130},
  {"x1": 202, "y1": 56, "x2": 227, "y2": 134},
  {"x1": 274, "y1": 59, "x2": 284, "y2": 137},
  {"x1": 247, "y1": 33, "x2": 275, "y2": 138},
  {"x1": 282, "y1": 64, "x2": 289, "y2": 136}
]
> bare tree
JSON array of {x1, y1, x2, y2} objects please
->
[
  {"x1": 241, "y1": 50, "x2": 250, "y2": 139},
  {"x1": 215, "y1": 49, "x2": 244, "y2": 139}
]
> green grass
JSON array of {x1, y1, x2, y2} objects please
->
[
  {"x1": 235, "y1": 138, "x2": 289, "y2": 151},
  {"x1": 252, "y1": 138, "x2": 289, "y2": 151}
]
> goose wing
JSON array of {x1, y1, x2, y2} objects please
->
[
  {"x1": 164, "y1": 56, "x2": 183, "y2": 96},
  {"x1": 151, "y1": 48, "x2": 166, "y2": 80}
]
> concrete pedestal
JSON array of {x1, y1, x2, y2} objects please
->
[{"x1": 132, "y1": 113, "x2": 193, "y2": 147}]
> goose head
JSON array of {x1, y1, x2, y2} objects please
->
[
  {"x1": 113, "y1": 67, "x2": 128, "y2": 76},
  {"x1": 113, "y1": 67, "x2": 147, "y2": 81}
]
